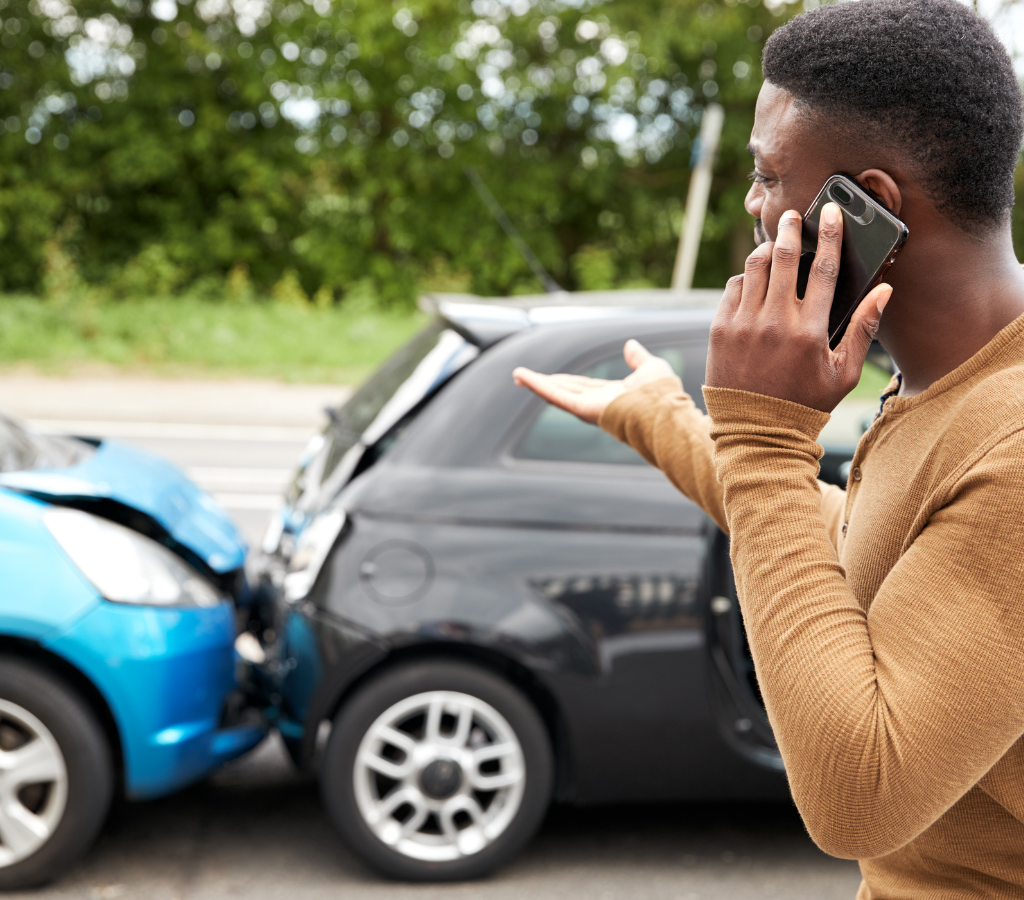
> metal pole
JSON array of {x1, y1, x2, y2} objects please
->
[{"x1": 671, "y1": 103, "x2": 724, "y2": 292}]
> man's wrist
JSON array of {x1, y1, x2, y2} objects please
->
[
  {"x1": 702, "y1": 386, "x2": 831, "y2": 443},
  {"x1": 599, "y1": 375, "x2": 685, "y2": 441}
]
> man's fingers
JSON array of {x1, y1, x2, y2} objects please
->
[
  {"x1": 512, "y1": 368, "x2": 587, "y2": 413},
  {"x1": 512, "y1": 368, "x2": 585, "y2": 395},
  {"x1": 719, "y1": 273, "x2": 744, "y2": 318},
  {"x1": 623, "y1": 339, "x2": 654, "y2": 371},
  {"x1": 834, "y1": 283, "x2": 893, "y2": 380},
  {"x1": 764, "y1": 210, "x2": 803, "y2": 310},
  {"x1": 556, "y1": 374, "x2": 611, "y2": 389},
  {"x1": 512, "y1": 370, "x2": 608, "y2": 392},
  {"x1": 512, "y1": 366, "x2": 543, "y2": 389},
  {"x1": 739, "y1": 242, "x2": 773, "y2": 312},
  {"x1": 803, "y1": 202, "x2": 843, "y2": 323}
]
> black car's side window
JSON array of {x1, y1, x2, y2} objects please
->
[{"x1": 512, "y1": 346, "x2": 689, "y2": 466}]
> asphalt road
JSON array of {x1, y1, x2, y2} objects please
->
[
  {"x1": 0, "y1": 374, "x2": 864, "y2": 900},
  {"x1": 7, "y1": 735, "x2": 862, "y2": 900}
]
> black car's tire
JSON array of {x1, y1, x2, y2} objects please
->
[
  {"x1": 320, "y1": 659, "x2": 553, "y2": 881},
  {"x1": 0, "y1": 658, "x2": 114, "y2": 891}
]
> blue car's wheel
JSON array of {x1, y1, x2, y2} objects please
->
[
  {"x1": 320, "y1": 659, "x2": 553, "y2": 881},
  {"x1": 0, "y1": 658, "x2": 113, "y2": 891}
]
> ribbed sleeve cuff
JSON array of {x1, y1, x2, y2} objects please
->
[
  {"x1": 702, "y1": 386, "x2": 831, "y2": 442},
  {"x1": 598, "y1": 375, "x2": 685, "y2": 441}
]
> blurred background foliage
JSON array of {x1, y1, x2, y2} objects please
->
[
  {"x1": 0, "y1": 0, "x2": 1021, "y2": 313},
  {"x1": 3, "y1": 0, "x2": 807, "y2": 306}
]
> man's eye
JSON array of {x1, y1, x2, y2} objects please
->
[{"x1": 748, "y1": 169, "x2": 773, "y2": 185}]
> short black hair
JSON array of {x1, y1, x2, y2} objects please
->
[{"x1": 762, "y1": 0, "x2": 1023, "y2": 228}]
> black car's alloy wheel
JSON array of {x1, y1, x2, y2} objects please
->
[
  {"x1": 320, "y1": 659, "x2": 553, "y2": 881},
  {"x1": 0, "y1": 658, "x2": 114, "y2": 891}
]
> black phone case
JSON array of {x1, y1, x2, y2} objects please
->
[{"x1": 796, "y1": 174, "x2": 909, "y2": 349}]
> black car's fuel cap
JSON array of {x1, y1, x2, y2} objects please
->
[{"x1": 359, "y1": 540, "x2": 434, "y2": 606}]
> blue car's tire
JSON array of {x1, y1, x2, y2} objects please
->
[
  {"x1": 0, "y1": 658, "x2": 113, "y2": 891},
  {"x1": 320, "y1": 659, "x2": 553, "y2": 881}
]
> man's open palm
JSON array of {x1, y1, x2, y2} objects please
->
[{"x1": 512, "y1": 339, "x2": 677, "y2": 425}]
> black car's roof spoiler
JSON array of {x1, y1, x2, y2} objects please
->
[{"x1": 418, "y1": 289, "x2": 724, "y2": 349}]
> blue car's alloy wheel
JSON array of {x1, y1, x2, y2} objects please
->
[
  {"x1": 0, "y1": 697, "x2": 68, "y2": 868},
  {"x1": 321, "y1": 660, "x2": 553, "y2": 881},
  {"x1": 0, "y1": 659, "x2": 113, "y2": 891}
]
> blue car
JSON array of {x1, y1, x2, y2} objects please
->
[{"x1": 0, "y1": 413, "x2": 266, "y2": 889}]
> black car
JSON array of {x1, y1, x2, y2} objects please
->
[{"x1": 252, "y1": 289, "x2": 859, "y2": 881}]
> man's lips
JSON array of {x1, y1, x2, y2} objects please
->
[{"x1": 754, "y1": 220, "x2": 769, "y2": 246}]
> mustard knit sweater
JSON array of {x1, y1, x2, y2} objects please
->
[{"x1": 600, "y1": 314, "x2": 1024, "y2": 900}]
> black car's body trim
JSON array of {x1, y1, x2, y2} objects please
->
[{"x1": 356, "y1": 509, "x2": 700, "y2": 538}]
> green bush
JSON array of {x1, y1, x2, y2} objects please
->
[
  {"x1": 571, "y1": 244, "x2": 619, "y2": 291},
  {"x1": 113, "y1": 245, "x2": 183, "y2": 299},
  {"x1": 0, "y1": 0, "x2": 810, "y2": 306}
]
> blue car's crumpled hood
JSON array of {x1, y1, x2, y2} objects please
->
[{"x1": 0, "y1": 439, "x2": 247, "y2": 573}]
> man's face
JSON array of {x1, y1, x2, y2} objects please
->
[{"x1": 744, "y1": 82, "x2": 838, "y2": 246}]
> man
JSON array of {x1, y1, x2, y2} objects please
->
[{"x1": 513, "y1": 1, "x2": 1024, "y2": 896}]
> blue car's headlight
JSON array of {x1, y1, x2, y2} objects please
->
[{"x1": 44, "y1": 508, "x2": 223, "y2": 607}]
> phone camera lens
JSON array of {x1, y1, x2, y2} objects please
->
[{"x1": 830, "y1": 183, "x2": 853, "y2": 205}]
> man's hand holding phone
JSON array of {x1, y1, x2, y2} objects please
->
[{"x1": 706, "y1": 202, "x2": 892, "y2": 414}]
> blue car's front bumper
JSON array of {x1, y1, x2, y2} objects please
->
[{"x1": 44, "y1": 599, "x2": 265, "y2": 800}]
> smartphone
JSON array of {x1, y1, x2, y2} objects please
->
[{"x1": 797, "y1": 174, "x2": 909, "y2": 349}]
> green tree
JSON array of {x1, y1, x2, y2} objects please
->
[{"x1": 1, "y1": 0, "x2": 1017, "y2": 304}]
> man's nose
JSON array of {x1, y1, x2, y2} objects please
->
[{"x1": 744, "y1": 182, "x2": 763, "y2": 219}]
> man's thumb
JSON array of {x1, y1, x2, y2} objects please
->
[
  {"x1": 623, "y1": 339, "x2": 654, "y2": 371},
  {"x1": 837, "y1": 284, "x2": 892, "y2": 373}
]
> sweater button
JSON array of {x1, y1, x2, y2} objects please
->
[{"x1": 852, "y1": 467, "x2": 862, "y2": 481}]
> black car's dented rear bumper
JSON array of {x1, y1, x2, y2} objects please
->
[{"x1": 261, "y1": 594, "x2": 388, "y2": 770}]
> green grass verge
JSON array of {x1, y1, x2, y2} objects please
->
[{"x1": 0, "y1": 295, "x2": 427, "y2": 383}]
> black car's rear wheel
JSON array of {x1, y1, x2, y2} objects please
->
[
  {"x1": 0, "y1": 658, "x2": 113, "y2": 890},
  {"x1": 320, "y1": 659, "x2": 553, "y2": 881}
]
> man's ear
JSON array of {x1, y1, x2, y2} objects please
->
[{"x1": 854, "y1": 169, "x2": 902, "y2": 216}]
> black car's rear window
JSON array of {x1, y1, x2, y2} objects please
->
[
  {"x1": 338, "y1": 321, "x2": 450, "y2": 439},
  {"x1": 318, "y1": 320, "x2": 479, "y2": 484}
]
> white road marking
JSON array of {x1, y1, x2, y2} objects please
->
[
  {"x1": 212, "y1": 493, "x2": 283, "y2": 511},
  {"x1": 27, "y1": 420, "x2": 315, "y2": 442},
  {"x1": 188, "y1": 467, "x2": 292, "y2": 487}
]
